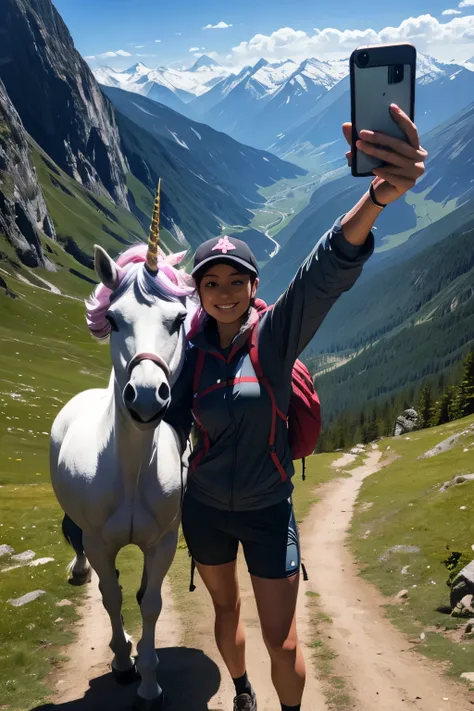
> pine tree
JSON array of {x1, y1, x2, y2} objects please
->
[
  {"x1": 418, "y1": 383, "x2": 433, "y2": 429},
  {"x1": 460, "y1": 351, "x2": 474, "y2": 417},
  {"x1": 431, "y1": 388, "x2": 454, "y2": 426}
]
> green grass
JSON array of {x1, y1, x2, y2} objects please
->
[
  {"x1": 30, "y1": 140, "x2": 147, "y2": 255},
  {"x1": 0, "y1": 273, "x2": 169, "y2": 709},
  {"x1": 377, "y1": 188, "x2": 459, "y2": 253},
  {"x1": 0, "y1": 274, "x2": 111, "y2": 709},
  {"x1": 350, "y1": 415, "x2": 474, "y2": 682}
]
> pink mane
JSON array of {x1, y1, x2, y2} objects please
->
[{"x1": 85, "y1": 245, "x2": 195, "y2": 340}]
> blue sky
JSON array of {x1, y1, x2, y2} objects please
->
[{"x1": 54, "y1": 0, "x2": 474, "y2": 70}]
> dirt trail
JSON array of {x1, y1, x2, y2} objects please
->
[
  {"x1": 302, "y1": 449, "x2": 472, "y2": 711},
  {"x1": 191, "y1": 556, "x2": 327, "y2": 710},
  {"x1": 47, "y1": 449, "x2": 473, "y2": 711}
]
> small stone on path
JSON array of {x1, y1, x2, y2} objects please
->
[
  {"x1": 56, "y1": 599, "x2": 73, "y2": 607},
  {"x1": 8, "y1": 590, "x2": 46, "y2": 607},
  {"x1": 460, "y1": 672, "x2": 474, "y2": 683}
]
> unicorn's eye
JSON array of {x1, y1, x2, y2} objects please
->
[
  {"x1": 105, "y1": 313, "x2": 119, "y2": 332},
  {"x1": 170, "y1": 313, "x2": 186, "y2": 334}
]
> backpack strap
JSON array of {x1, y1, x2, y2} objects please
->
[
  {"x1": 249, "y1": 321, "x2": 288, "y2": 483},
  {"x1": 190, "y1": 349, "x2": 210, "y2": 474}
]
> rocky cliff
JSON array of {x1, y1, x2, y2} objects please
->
[
  {"x1": 0, "y1": 78, "x2": 55, "y2": 268},
  {"x1": 0, "y1": 0, "x2": 129, "y2": 207}
]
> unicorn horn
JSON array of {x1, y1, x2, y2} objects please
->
[{"x1": 145, "y1": 178, "x2": 161, "y2": 274}]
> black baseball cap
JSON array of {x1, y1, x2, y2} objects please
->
[{"x1": 192, "y1": 235, "x2": 259, "y2": 278}]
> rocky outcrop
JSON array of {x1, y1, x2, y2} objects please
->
[
  {"x1": 0, "y1": 0, "x2": 129, "y2": 207},
  {"x1": 0, "y1": 78, "x2": 55, "y2": 268},
  {"x1": 393, "y1": 408, "x2": 419, "y2": 436}
]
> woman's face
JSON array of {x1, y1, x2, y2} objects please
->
[{"x1": 199, "y1": 263, "x2": 258, "y2": 325}]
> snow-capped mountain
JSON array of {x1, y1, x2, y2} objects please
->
[
  {"x1": 92, "y1": 52, "x2": 474, "y2": 168},
  {"x1": 272, "y1": 54, "x2": 474, "y2": 168},
  {"x1": 93, "y1": 55, "x2": 228, "y2": 104}
]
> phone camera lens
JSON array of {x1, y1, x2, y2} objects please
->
[{"x1": 358, "y1": 51, "x2": 369, "y2": 67}]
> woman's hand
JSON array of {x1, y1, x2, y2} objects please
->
[{"x1": 342, "y1": 104, "x2": 427, "y2": 206}]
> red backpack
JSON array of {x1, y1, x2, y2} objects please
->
[
  {"x1": 248, "y1": 312, "x2": 321, "y2": 480},
  {"x1": 191, "y1": 302, "x2": 322, "y2": 481}
]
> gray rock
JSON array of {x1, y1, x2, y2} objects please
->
[
  {"x1": 0, "y1": 0, "x2": 129, "y2": 208},
  {"x1": 396, "y1": 589, "x2": 409, "y2": 599},
  {"x1": 29, "y1": 557, "x2": 54, "y2": 567},
  {"x1": 419, "y1": 424, "x2": 474, "y2": 460},
  {"x1": 440, "y1": 474, "x2": 474, "y2": 492},
  {"x1": 0, "y1": 78, "x2": 56, "y2": 269},
  {"x1": 393, "y1": 409, "x2": 419, "y2": 436},
  {"x1": 8, "y1": 590, "x2": 46, "y2": 607},
  {"x1": 0, "y1": 544, "x2": 15, "y2": 558},
  {"x1": 11, "y1": 550, "x2": 35, "y2": 563},
  {"x1": 461, "y1": 672, "x2": 474, "y2": 683},
  {"x1": 56, "y1": 599, "x2": 73, "y2": 607},
  {"x1": 464, "y1": 619, "x2": 474, "y2": 634}
]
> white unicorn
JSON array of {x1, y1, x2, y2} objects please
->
[{"x1": 50, "y1": 182, "x2": 195, "y2": 710}]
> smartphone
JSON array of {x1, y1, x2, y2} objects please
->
[{"x1": 350, "y1": 43, "x2": 416, "y2": 177}]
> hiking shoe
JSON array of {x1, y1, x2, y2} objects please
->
[{"x1": 233, "y1": 691, "x2": 257, "y2": 711}]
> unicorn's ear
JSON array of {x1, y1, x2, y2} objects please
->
[{"x1": 94, "y1": 245, "x2": 120, "y2": 291}]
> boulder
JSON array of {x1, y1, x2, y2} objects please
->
[
  {"x1": 393, "y1": 409, "x2": 419, "y2": 436},
  {"x1": 440, "y1": 474, "x2": 474, "y2": 492},
  {"x1": 450, "y1": 560, "x2": 474, "y2": 610}
]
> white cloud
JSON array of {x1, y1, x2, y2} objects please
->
[
  {"x1": 442, "y1": 8, "x2": 462, "y2": 13},
  {"x1": 223, "y1": 15, "x2": 474, "y2": 67},
  {"x1": 98, "y1": 49, "x2": 132, "y2": 58},
  {"x1": 134, "y1": 45, "x2": 145, "y2": 48},
  {"x1": 189, "y1": 47, "x2": 200, "y2": 52},
  {"x1": 203, "y1": 21, "x2": 233, "y2": 30},
  {"x1": 85, "y1": 55, "x2": 96, "y2": 60},
  {"x1": 155, "y1": 39, "x2": 162, "y2": 43},
  {"x1": 176, "y1": 32, "x2": 182, "y2": 36},
  {"x1": 459, "y1": 0, "x2": 474, "y2": 6}
]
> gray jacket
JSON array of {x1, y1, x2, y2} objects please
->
[{"x1": 166, "y1": 217, "x2": 374, "y2": 511}]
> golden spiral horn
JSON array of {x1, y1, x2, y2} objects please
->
[{"x1": 145, "y1": 178, "x2": 161, "y2": 273}]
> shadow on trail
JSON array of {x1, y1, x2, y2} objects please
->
[{"x1": 31, "y1": 647, "x2": 221, "y2": 711}]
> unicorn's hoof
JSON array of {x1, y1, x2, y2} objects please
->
[
  {"x1": 112, "y1": 663, "x2": 139, "y2": 685},
  {"x1": 133, "y1": 691, "x2": 166, "y2": 711},
  {"x1": 68, "y1": 567, "x2": 92, "y2": 586}
]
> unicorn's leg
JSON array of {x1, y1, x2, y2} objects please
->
[
  {"x1": 62, "y1": 514, "x2": 92, "y2": 586},
  {"x1": 83, "y1": 536, "x2": 136, "y2": 680},
  {"x1": 134, "y1": 528, "x2": 178, "y2": 710}
]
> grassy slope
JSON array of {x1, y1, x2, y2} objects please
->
[
  {"x1": 0, "y1": 274, "x2": 145, "y2": 710},
  {"x1": 351, "y1": 416, "x2": 474, "y2": 682}
]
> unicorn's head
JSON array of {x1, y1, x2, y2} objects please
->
[{"x1": 86, "y1": 181, "x2": 196, "y2": 429}]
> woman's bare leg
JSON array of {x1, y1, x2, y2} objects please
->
[{"x1": 251, "y1": 572, "x2": 305, "y2": 706}]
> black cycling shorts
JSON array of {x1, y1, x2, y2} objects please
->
[{"x1": 181, "y1": 495, "x2": 300, "y2": 580}]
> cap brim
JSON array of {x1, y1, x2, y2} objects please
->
[{"x1": 191, "y1": 254, "x2": 258, "y2": 277}]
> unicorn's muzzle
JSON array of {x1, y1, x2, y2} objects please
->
[{"x1": 124, "y1": 353, "x2": 171, "y2": 427}]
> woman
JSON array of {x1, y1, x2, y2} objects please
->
[{"x1": 166, "y1": 106, "x2": 427, "y2": 711}]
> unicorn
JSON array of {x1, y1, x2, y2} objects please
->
[{"x1": 50, "y1": 181, "x2": 196, "y2": 710}]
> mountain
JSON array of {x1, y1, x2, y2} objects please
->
[
  {"x1": 273, "y1": 55, "x2": 474, "y2": 167},
  {"x1": 0, "y1": 0, "x2": 129, "y2": 207},
  {"x1": 0, "y1": 78, "x2": 55, "y2": 268},
  {"x1": 189, "y1": 55, "x2": 221, "y2": 72},
  {"x1": 93, "y1": 56, "x2": 229, "y2": 109},
  {"x1": 103, "y1": 87, "x2": 305, "y2": 252},
  {"x1": 311, "y1": 217, "x2": 474, "y2": 426}
]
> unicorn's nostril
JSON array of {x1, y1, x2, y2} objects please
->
[
  {"x1": 123, "y1": 383, "x2": 136, "y2": 405},
  {"x1": 158, "y1": 382, "x2": 170, "y2": 401}
]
